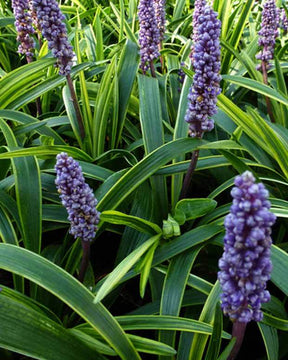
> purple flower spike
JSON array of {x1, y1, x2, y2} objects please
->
[
  {"x1": 185, "y1": 5, "x2": 221, "y2": 138},
  {"x1": 218, "y1": 171, "x2": 276, "y2": 323},
  {"x1": 153, "y1": 0, "x2": 166, "y2": 41},
  {"x1": 12, "y1": 0, "x2": 35, "y2": 58},
  {"x1": 190, "y1": 0, "x2": 206, "y2": 61},
  {"x1": 32, "y1": 0, "x2": 74, "y2": 75},
  {"x1": 256, "y1": 0, "x2": 279, "y2": 71},
  {"x1": 281, "y1": 8, "x2": 288, "y2": 34},
  {"x1": 138, "y1": 0, "x2": 160, "y2": 73},
  {"x1": 55, "y1": 153, "x2": 100, "y2": 242}
]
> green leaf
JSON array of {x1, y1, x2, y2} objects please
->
[
  {"x1": 205, "y1": 304, "x2": 223, "y2": 360},
  {"x1": 216, "y1": 338, "x2": 236, "y2": 360},
  {"x1": 0, "y1": 145, "x2": 93, "y2": 162},
  {"x1": 222, "y1": 75, "x2": 288, "y2": 106},
  {"x1": 0, "y1": 119, "x2": 42, "y2": 253},
  {"x1": 138, "y1": 74, "x2": 168, "y2": 220},
  {"x1": 100, "y1": 210, "x2": 162, "y2": 235},
  {"x1": 0, "y1": 293, "x2": 106, "y2": 360},
  {"x1": 174, "y1": 198, "x2": 217, "y2": 225},
  {"x1": 258, "y1": 323, "x2": 279, "y2": 360},
  {"x1": 171, "y1": 75, "x2": 192, "y2": 207},
  {"x1": 94, "y1": 234, "x2": 162, "y2": 303},
  {"x1": 8, "y1": 63, "x2": 92, "y2": 110},
  {"x1": 0, "y1": 109, "x2": 65, "y2": 145},
  {"x1": 271, "y1": 245, "x2": 288, "y2": 296},
  {"x1": 0, "y1": 243, "x2": 140, "y2": 360},
  {"x1": 0, "y1": 58, "x2": 55, "y2": 108},
  {"x1": 98, "y1": 138, "x2": 204, "y2": 211},
  {"x1": 159, "y1": 247, "x2": 202, "y2": 359},
  {"x1": 0, "y1": 207, "x2": 18, "y2": 245},
  {"x1": 117, "y1": 40, "x2": 139, "y2": 146},
  {"x1": 189, "y1": 282, "x2": 222, "y2": 360},
  {"x1": 116, "y1": 315, "x2": 231, "y2": 339}
]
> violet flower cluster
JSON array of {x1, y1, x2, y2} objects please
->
[
  {"x1": 153, "y1": 0, "x2": 166, "y2": 42},
  {"x1": 185, "y1": 5, "x2": 221, "y2": 137},
  {"x1": 55, "y1": 153, "x2": 100, "y2": 242},
  {"x1": 32, "y1": 0, "x2": 74, "y2": 75},
  {"x1": 190, "y1": 0, "x2": 207, "y2": 61},
  {"x1": 256, "y1": 0, "x2": 279, "y2": 71},
  {"x1": 12, "y1": 0, "x2": 35, "y2": 58},
  {"x1": 218, "y1": 171, "x2": 276, "y2": 323},
  {"x1": 281, "y1": 8, "x2": 288, "y2": 33},
  {"x1": 138, "y1": 0, "x2": 160, "y2": 72}
]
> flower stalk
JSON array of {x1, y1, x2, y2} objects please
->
[
  {"x1": 180, "y1": 4, "x2": 221, "y2": 199},
  {"x1": 55, "y1": 153, "x2": 100, "y2": 282}
]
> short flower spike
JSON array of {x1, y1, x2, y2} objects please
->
[
  {"x1": 55, "y1": 153, "x2": 100, "y2": 242},
  {"x1": 218, "y1": 171, "x2": 276, "y2": 323},
  {"x1": 12, "y1": 0, "x2": 35, "y2": 58},
  {"x1": 256, "y1": 0, "x2": 279, "y2": 71},
  {"x1": 138, "y1": 0, "x2": 160, "y2": 73},
  {"x1": 185, "y1": 5, "x2": 221, "y2": 137},
  {"x1": 32, "y1": 0, "x2": 75, "y2": 75}
]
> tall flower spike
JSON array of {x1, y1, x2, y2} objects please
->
[
  {"x1": 55, "y1": 153, "x2": 100, "y2": 242},
  {"x1": 32, "y1": 0, "x2": 75, "y2": 75},
  {"x1": 256, "y1": 0, "x2": 279, "y2": 71},
  {"x1": 153, "y1": 0, "x2": 166, "y2": 42},
  {"x1": 185, "y1": 5, "x2": 221, "y2": 137},
  {"x1": 218, "y1": 171, "x2": 276, "y2": 323},
  {"x1": 281, "y1": 8, "x2": 288, "y2": 34},
  {"x1": 190, "y1": 0, "x2": 206, "y2": 60},
  {"x1": 12, "y1": 0, "x2": 35, "y2": 59},
  {"x1": 138, "y1": 0, "x2": 160, "y2": 73}
]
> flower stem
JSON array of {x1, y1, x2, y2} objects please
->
[
  {"x1": 66, "y1": 73, "x2": 85, "y2": 140},
  {"x1": 78, "y1": 240, "x2": 90, "y2": 283},
  {"x1": 150, "y1": 60, "x2": 156, "y2": 78},
  {"x1": 179, "y1": 149, "x2": 200, "y2": 200},
  {"x1": 261, "y1": 60, "x2": 275, "y2": 123},
  {"x1": 26, "y1": 55, "x2": 42, "y2": 116},
  {"x1": 227, "y1": 321, "x2": 247, "y2": 360}
]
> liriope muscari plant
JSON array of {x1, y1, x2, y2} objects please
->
[
  {"x1": 218, "y1": 171, "x2": 276, "y2": 360},
  {"x1": 138, "y1": 0, "x2": 160, "y2": 76},
  {"x1": 180, "y1": 3, "x2": 221, "y2": 198},
  {"x1": 12, "y1": 0, "x2": 35, "y2": 61},
  {"x1": 55, "y1": 152, "x2": 101, "y2": 282}
]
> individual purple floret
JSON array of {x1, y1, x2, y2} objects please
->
[
  {"x1": 218, "y1": 171, "x2": 276, "y2": 323},
  {"x1": 32, "y1": 0, "x2": 75, "y2": 75},
  {"x1": 256, "y1": 0, "x2": 279, "y2": 71},
  {"x1": 138, "y1": 0, "x2": 160, "y2": 73},
  {"x1": 153, "y1": 0, "x2": 166, "y2": 42},
  {"x1": 12, "y1": 0, "x2": 35, "y2": 58},
  {"x1": 281, "y1": 8, "x2": 288, "y2": 34},
  {"x1": 185, "y1": 5, "x2": 221, "y2": 138},
  {"x1": 190, "y1": 0, "x2": 206, "y2": 60},
  {"x1": 55, "y1": 153, "x2": 100, "y2": 242}
]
